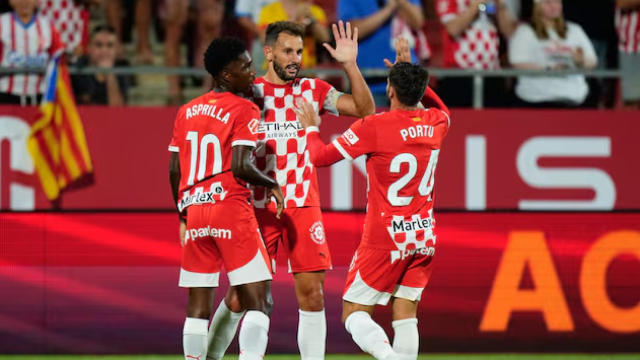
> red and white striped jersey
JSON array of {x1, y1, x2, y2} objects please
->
[
  {"x1": 40, "y1": 0, "x2": 90, "y2": 54},
  {"x1": 616, "y1": 6, "x2": 640, "y2": 53},
  {"x1": 0, "y1": 12, "x2": 64, "y2": 96},
  {"x1": 436, "y1": 0, "x2": 500, "y2": 69},
  {"x1": 249, "y1": 76, "x2": 341, "y2": 209}
]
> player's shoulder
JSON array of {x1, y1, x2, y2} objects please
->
[
  {"x1": 422, "y1": 107, "x2": 451, "y2": 127},
  {"x1": 230, "y1": 94, "x2": 260, "y2": 113}
]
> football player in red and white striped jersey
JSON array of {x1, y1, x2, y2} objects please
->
[
  {"x1": 0, "y1": 0, "x2": 64, "y2": 105},
  {"x1": 616, "y1": 0, "x2": 640, "y2": 108},
  {"x1": 206, "y1": 20, "x2": 376, "y2": 360}
]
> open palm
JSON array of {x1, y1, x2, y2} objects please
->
[{"x1": 323, "y1": 20, "x2": 359, "y2": 64}]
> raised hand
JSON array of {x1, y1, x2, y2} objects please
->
[
  {"x1": 323, "y1": 20, "x2": 359, "y2": 64},
  {"x1": 384, "y1": 36, "x2": 411, "y2": 69}
]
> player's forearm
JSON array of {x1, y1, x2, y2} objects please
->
[
  {"x1": 306, "y1": 130, "x2": 345, "y2": 167},
  {"x1": 397, "y1": 0, "x2": 424, "y2": 31},
  {"x1": 422, "y1": 86, "x2": 450, "y2": 116},
  {"x1": 232, "y1": 160, "x2": 279, "y2": 189},
  {"x1": 169, "y1": 154, "x2": 183, "y2": 220},
  {"x1": 343, "y1": 62, "x2": 376, "y2": 117}
]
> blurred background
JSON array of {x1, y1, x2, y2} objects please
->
[{"x1": 0, "y1": 0, "x2": 639, "y2": 358}]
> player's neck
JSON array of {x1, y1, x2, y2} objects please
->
[
  {"x1": 211, "y1": 87, "x2": 232, "y2": 94},
  {"x1": 390, "y1": 103, "x2": 418, "y2": 112},
  {"x1": 264, "y1": 70, "x2": 291, "y2": 86}
]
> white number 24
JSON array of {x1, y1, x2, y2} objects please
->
[{"x1": 387, "y1": 150, "x2": 440, "y2": 207}]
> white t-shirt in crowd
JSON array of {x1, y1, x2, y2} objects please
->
[
  {"x1": 235, "y1": 0, "x2": 278, "y2": 23},
  {"x1": 509, "y1": 22, "x2": 597, "y2": 104}
]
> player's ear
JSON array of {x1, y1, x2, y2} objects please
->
[
  {"x1": 264, "y1": 45, "x2": 273, "y2": 62},
  {"x1": 388, "y1": 85, "x2": 396, "y2": 100},
  {"x1": 221, "y1": 69, "x2": 231, "y2": 83}
]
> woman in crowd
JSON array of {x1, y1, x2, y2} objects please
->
[{"x1": 509, "y1": 0, "x2": 597, "y2": 108}]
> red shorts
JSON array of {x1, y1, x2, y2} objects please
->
[
  {"x1": 343, "y1": 244, "x2": 435, "y2": 306},
  {"x1": 255, "y1": 206, "x2": 332, "y2": 273},
  {"x1": 180, "y1": 200, "x2": 272, "y2": 288}
]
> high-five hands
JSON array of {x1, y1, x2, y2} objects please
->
[
  {"x1": 384, "y1": 36, "x2": 411, "y2": 69},
  {"x1": 324, "y1": 20, "x2": 359, "y2": 64}
]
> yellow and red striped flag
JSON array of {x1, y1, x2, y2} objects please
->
[{"x1": 27, "y1": 56, "x2": 93, "y2": 202}]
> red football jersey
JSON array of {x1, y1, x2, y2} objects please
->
[
  {"x1": 249, "y1": 76, "x2": 341, "y2": 208},
  {"x1": 168, "y1": 91, "x2": 261, "y2": 212},
  {"x1": 307, "y1": 99, "x2": 450, "y2": 252}
]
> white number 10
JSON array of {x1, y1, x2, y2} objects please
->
[
  {"x1": 186, "y1": 131, "x2": 222, "y2": 186},
  {"x1": 387, "y1": 150, "x2": 440, "y2": 207}
]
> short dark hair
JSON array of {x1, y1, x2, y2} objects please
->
[
  {"x1": 388, "y1": 62, "x2": 429, "y2": 106},
  {"x1": 91, "y1": 24, "x2": 117, "y2": 37},
  {"x1": 265, "y1": 21, "x2": 305, "y2": 46},
  {"x1": 204, "y1": 37, "x2": 248, "y2": 77}
]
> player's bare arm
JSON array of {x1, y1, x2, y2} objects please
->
[
  {"x1": 231, "y1": 145, "x2": 285, "y2": 219},
  {"x1": 169, "y1": 152, "x2": 187, "y2": 247},
  {"x1": 323, "y1": 21, "x2": 376, "y2": 118}
]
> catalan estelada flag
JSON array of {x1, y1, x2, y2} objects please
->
[{"x1": 27, "y1": 56, "x2": 93, "y2": 202}]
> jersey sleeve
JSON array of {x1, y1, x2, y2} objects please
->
[
  {"x1": 436, "y1": 0, "x2": 459, "y2": 24},
  {"x1": 332, "y1": 116, "x2": 377, "y2": 161},
  {"x1": 305, "y1": 117, "x2": 377, "y2": 167},
  {"x1": 231, "y1": 103, "x2": 261, "y2": 148},
  {"x1": 314, "y1": 78, "x2": 343, "y2": 116},
  {"x1": 168, "y1": 106, "x2": 185, "y2": 153}
]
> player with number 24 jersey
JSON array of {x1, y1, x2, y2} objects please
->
[{"x1": 297, "y1": 80, "x2": 450, "y2": 307}]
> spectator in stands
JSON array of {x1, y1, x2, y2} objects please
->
[
  {"x1": 40, "y1": 0, "x2": 94, "y2": 61},
  {"x1": 0, "y1": 0, "x2": 64, "y2": 105},
  {"x1": 164, "y1": 0, "x2": 224, "y2": 105},
  {"x1": 338, "y1": 0, "x2": 429, "y2": 107},
  {"x1": 258, "y1": 0, "x2": 330, "y2": 70},
  {"x1": 235, "y1": 0, "x2": 277, "y2": 71},
  {"x1": 509, "y1": 0, "x2": 597, "y2": 108},
  {"x1": 436, "y1": 0, "x2": 516, "y2": 108},
  {"x1": 106, "y1": 0, "x2": 153, "y2": 63},
  {"x1": 617, "y1": 0, "x2": 640, "y2": 109},
  {"x1": 71, "y1": 25, "x2": 129, "y2": 106}
]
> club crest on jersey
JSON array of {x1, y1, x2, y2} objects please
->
[
  {"x1": 342, "y1": 129, "x2": 359, "y2": 146},
  {"x1": 248, "y1": 119, "x2": 260, "y2": 135},
  {"x1": 309, "y1": 221, "x2": 325, "y2": 245}
]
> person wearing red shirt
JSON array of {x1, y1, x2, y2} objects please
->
[
  {"x1": 295, "y1": 57, "x2": 450, "y2": 360},
  {"x1": 168, "y1": 37, "x2": 284, "y2": 360}
]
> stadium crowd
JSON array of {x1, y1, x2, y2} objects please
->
[{"x1": 0, "y1": 0, "x2": 638, "y2": 109}]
